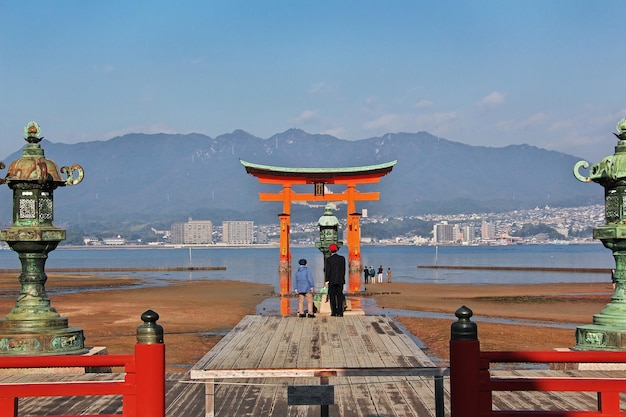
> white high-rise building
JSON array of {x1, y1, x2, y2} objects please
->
[
  {"x1": 462, "y1": 225, "x2": 477, "y2": 243},
  {"x1": 222, "y1": 221, "x2": 254, "y2": 244},
  {"x1": 433, "y1": 221, "x2": 455, "y2": 244},
  {"x1": 170, "y1": 218, "x2": 213, "y2": 244},
  {"x1": 481, "y1": 220, "x2": 496, "y2": 240}
]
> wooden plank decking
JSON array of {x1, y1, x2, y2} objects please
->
[
  {"x1": 191, "y1": 315, "x2": 438, "y2": 371},
  {"x1": 190, "y1": 315, "x2": 448, "y2": 417},
  {"x1": 11, "y1": 369, "x2": 626, "y2": 416},
  {"x1": 4, "y1": 372, "x2": 204, "y2": 416}
]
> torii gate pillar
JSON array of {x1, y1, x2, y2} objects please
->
[
  {"x1": 347, "y1": 212, "x2": 362, "y2": 290},
  {"x1": 277, "y1": 213, "x2": 291, "y2": 293},
  {"x1": 278, "y1": 213, "x2": 291, "y2": 273}
]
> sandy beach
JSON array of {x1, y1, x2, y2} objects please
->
[{"x1": 0, "y1": 274, "x2": 613, "y2": 371}]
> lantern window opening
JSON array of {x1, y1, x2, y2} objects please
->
[
  {"x1": 39, "y1": 198, "x2": 53, "y2": 221},
  {"x1": 21, "y1": 191, "x2": 33, "y2": 196},
  {"x1": 19, "y1": 198, "x2": 36, "y2": 219}
]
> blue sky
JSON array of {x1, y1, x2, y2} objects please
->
[{"x1": 1, "y1": 1, "x2": 625, "y2": 163}]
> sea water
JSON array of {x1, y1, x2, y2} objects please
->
[{"x1": 0, "y1": 243, "x2": 615, "y2": 292}]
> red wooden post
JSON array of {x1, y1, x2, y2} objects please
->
[
  {"x1": 450, "y1": 306, "x2": 481, "y2": 417},
  {"x1": 0, "y1": 397, "x2": 17, "y2": 417},
  {"x1": 597, "y1": 391, "x2": 620, "y2": 415},
  {"x1": 135, "y1": 310, "x2": 165, "y2": 417}
]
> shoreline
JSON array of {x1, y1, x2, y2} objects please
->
[
  {"x1": 0, "y1": 266, "x2": 226, "y2": 274},
  {"x1": 417, "y1": 265, "x2": 610, "y2": 273},
  {"x1": 18, "y1": 240, "x2": 603, "y2": 251},
  {"x1": 0, "y1": 264, "x2": 607, "y2": 275}
]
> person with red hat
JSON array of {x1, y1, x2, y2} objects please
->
[{"x1": 324, "y1": 243, "x2": 346, "y2": 317}]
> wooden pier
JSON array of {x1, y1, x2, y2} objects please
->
[
  {"x1": 190, "y1": 315, "x2": 447, "y2": 417},
  {"x1": 8, "y1": 314, "x2": 626, "y2": 417}
]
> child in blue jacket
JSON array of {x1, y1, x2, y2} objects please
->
[{"x1": 294, "y1": 259, "x2": 315, "y2": 318}]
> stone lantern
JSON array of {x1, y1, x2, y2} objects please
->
[
  {"x1": 0, "y1": 121, "x2": 86, "y2": 355},
  {"x1": 573, "y1": 117, "x2": 626, "y2": 350},
  {"x1": 315, "y1": 204, "x2": 343, "y2": 262}
]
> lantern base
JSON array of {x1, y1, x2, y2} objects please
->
[
  {"x1": 0, "y1": 318, "x2": 86, "y2": 355},
  {"x1": 574, "y1": 323, "x2": 626, "y2": 351}
]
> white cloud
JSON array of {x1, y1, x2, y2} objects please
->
[
  {"x1": 498, "y1": 113, "x2": 548, "y2": 131},
  {"x1": 547, "y1": 120, "x2": 572, "y2": 133},
  {"x1": 548, "y1": 110, "x2": 626, "y2": 136},
  {"x1": 476, "y1": 91, "x2": 506, "y2": 107},
  {"x1": 93, "y1": 65, "x2": 115, "y2": 73},
  {"x1": 414, "y1": 100, "x2": 433, "y2": 109},
  {"x1": 593, "y1": 109, "x2": 626, "y2": 132},
  {"x1": 321, "y1": 127, "x2": 347, "y2": 138},
  {"x1": 309, "y1": 82, "x2": 334, "y2": 95},
  {"x1": 410, "y1": 111, "x2": 460, "y2": 137},
  {"x1": 363, "y1": 114, "x2": 402, "y2": 131},
  {"x1": 543, "y1": 110, "x2": 626, "y2": 159},
  {"x1": 523, "y1": 112, "x2": 548, "y2": 126},
  {"x1": 290, "y1": 110, "x2": 318, "y2": 125},
  {"x1": 416, "y1": 111, "x2": 458, "y2": 127}
]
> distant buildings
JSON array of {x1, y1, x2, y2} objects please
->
[
  {"x1": 462, "y1": 225, "x2": 478, "y2": 244},
  {"x1": 433, "y1": 220, "x2": 495, "y2": 244},
  {"x1": 79, "y1": 204, "x2": 602, "y2": 247},
  {"x1": 83, "y1": 236, "x2": 99, "y2": 246},
  {"x1": 433, "y1": 221, "x2": 458, "y2": 244},
  {"x1": 222, "y1": 221, "x2": 254, "y2": 245},
  {"x1": 481, "y1": 220, "x2": 496, "y2": 240},
  {"x1": 171, "y1": 218, "x2": 213, "y2": 245},
  {"x1": 102, "y1": 236, "x2": 126, "y2": 246}
]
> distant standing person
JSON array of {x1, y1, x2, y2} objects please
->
[
  {"x1": 294, "y1": 259, "x2": 315, "y2": 318},
  {"x1": 369, "y1": 266, "x2": 376, "y2": 284},
  {"x1": 363, "y1": 266, "x2": 369, "y2": 284},
  {"x1": 377, "y1": 265, "x2": 383, "y2": 283},
  {"x1": 325, "y1": 243, "x2": 346, "y2": 317},
  {"x1": 612, "y1": 269, "x2": 617, "y2": 290},
  {"x1": 387, "y1": 267, "x2": 392, "y2": 283}
]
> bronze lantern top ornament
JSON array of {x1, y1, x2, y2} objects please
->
[
  {"x1": 4, "y1": 121, "x2": 83, "y2": 186},
  {"x1": 2, "y1": 121, "x2": 83, "y2": 231}
]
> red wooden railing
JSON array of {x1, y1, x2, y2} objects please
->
[
  {"x1": 0, "y1": 310, "x2": 165, "y2": 417},
  {"x1": 450, "y1": 306, "x2": 626, "y2": 417}
]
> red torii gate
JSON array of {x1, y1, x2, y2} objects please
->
[{"x1": 241, "y1": 159, "x2": 397, "y2": 295}]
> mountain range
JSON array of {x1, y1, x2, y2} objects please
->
[{"x1": 0, "y1": 129, "x2": 601, "y2": 230}]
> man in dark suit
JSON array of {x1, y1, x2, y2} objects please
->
[{"x1": 324, "y1": 243, "x2": 346, "y2": 317}]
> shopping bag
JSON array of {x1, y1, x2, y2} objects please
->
[{"x1": 314, "y1": 285, "x2": 328, "y2": 303}]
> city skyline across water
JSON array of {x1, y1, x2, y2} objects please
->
[{"x1": 0, "y1": 244, "x2": 614, "y2": 293}]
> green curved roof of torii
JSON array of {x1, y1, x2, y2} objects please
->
[{"x1": 240, "y1": 159, "x2": 397, "y2": 179}]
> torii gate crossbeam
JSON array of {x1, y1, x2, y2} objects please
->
[{"x1": 241, "y1": 159, "x2": 397, "y2": 295}]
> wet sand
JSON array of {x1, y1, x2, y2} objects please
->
[
  {"x1": 0, "y1": 274, "x2": 613, "y2": 371},
  {"x1": 367, "y1": 281, "x2": 612, "y2": 365}
]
